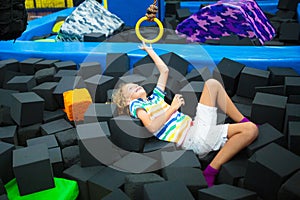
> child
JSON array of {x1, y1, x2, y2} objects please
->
[{"x1": 112, "y1": 42, "x2": 258, "y2": 187}]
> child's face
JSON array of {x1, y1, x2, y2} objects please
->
[{"x1": 123, "y1": 83, "x2": 147, "y2": 104}]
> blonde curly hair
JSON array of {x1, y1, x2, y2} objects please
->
[{"x1": 112, "y1": 83, "x2": 130, "y2": 115}]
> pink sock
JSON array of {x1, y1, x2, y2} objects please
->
[
  {"x1": 239, "y1": 117, "x2": 260, "y2": 127},
  {"x1": 239, "y1": 117, "x2": 250, "y2": 123},
  {"x1": 203, "y1": 165, "x2": 219, "y2": 187}
]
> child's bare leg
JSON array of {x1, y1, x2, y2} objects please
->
[
  {"x1": 210, "y1": 123, "x2": 258, "y2": 170},
  {"x1": 199, "y1": 79, "x2": 259, "y2": 187},
  {"x1": 199, "y1": 79, "x2": 244, "y2": 122},
  {"x1": 203, "y1": 122, "x2": 258, "y2": 187}
]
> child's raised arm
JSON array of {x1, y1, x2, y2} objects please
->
[{"x1": 139, "y1": 42, "x2": 169, "y2": 92}]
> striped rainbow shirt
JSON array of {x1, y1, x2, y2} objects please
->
[{"x1": 129, "y1": 87, "x2": 192, "y2": 146}]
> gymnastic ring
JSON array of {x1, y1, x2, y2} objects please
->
[{"x1": 135, "y1": 16, "x2": 164, "y2": 44}]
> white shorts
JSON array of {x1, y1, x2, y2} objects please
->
[{"x1": 181, "y1": 103, "x2": 229, "y2": 158}]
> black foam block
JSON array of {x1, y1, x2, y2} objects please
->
[
  {"x1": 162, "y1": 167, "x2": 207, "y2": 197},
  {"x1": 118, "y1": 74, "x2": 147, "y2": 85},
  {"x1": 251, "y1": 92, "x2": 287, "y2": 131},
  {"x1": 234, "y1": 103, "x2": 252, "y2": 119},
  {"x1": 34, "y1": 67, "x2": 56, "y2": 84},
  {"x1": 161, "y1": 150, "x2": 201, "y2": 169},
  {"x1": 13, "y1": 144, "x2": 55, "y2": 195},
  {"x1": 141, "y1": 140, "x2": 177, "y2": 171},
  {"x1": 270, "y1": 20, "x2": 281, "y2": 32},
  {"x1": 55, "y1": 128, "x2": 78, "y2": 149},
  {"x1": 124, "y1": 173, "x2": 164, "y2": 200},
  {"x1": 267, "y1": 66, "x2": 299, "y2": 85},
  {"x1": 285, "y1": 76, "x2": 300, "y2": 96},
  {"x1": 164, "y1": 34, "x2": 187, "y2": 44},
  {"x1": 84, "y1": 33, "x2": 106, "y2": 42},
  {"x1": 283, "y1": 104, "x2": 300, "y2": 136},
  {"x1": 61, "y1": 145, "x2": 80, "y2": 168},
  {"x1": 239, "y1": 37, "x2": 257, "y2": 46},
  {"x1": 163, "y1": 16, "x2": 178, "y2": 30},
  {"x1": 41, "y1": 118, "x2": 73, "y2": 135},
  {"x1": 84, "y1": 74, "x2": 114, "y2": 103},
  {"x1": 104, "y1": 53, "x2": 129, "y2": 78},
  {"x1": 53, "y1": 76, "x2": 86, "y2": 107},
  {"x1": 144, "y1": 181, "x2": 194, "y2": 200},
  {"x1": 247, "y1": 123, "x2": 284, "y2": 156},
  {"x1": 216, "y1": 153, "x2": 248, "y2": 186},
  {"x1": 5, "y1": 75, "x2": 36, "y2": 92},
  {"x1": 20, "y1": 58, "x2": 44, "y2": 75},
  {"x1": 102, "y1": 189, "x2": 130, "y2": 200},
  {"x1": 236, "y1": 67, "x2": 270, "y2": 98},
  {"x1": 106, "y1": 89, "x2": 116, "y2": 103},
  {"x1": 213, "y1": 58, "x2": 245, "y2": 97},
  {"x1": 54, "y1": 61, "x2": 77, "y2": 71},
  {"x1": 279, "y1": 23, "x2": 300, "y2": 41},
  {"x1": 278, "y1": 0, "x2": 300, "y2": 12},
  {"x1": 176, "y1": 8, "x2": 191, "y2": 22},
  {"x1": 53, "y1": 70, "x2": 78, "y2": 82},
  {"x1": 11, "y1": 92, "x2": 44, "y2": 126},
  {"x1": 219, "y1": 34, "x2": 240, "y2": 45},
  {"x1": 35, "y1": 59, "x2": 60, "y2": 71},
  {"x1": 0, "y1": 89, "x2": 19, "y2": 108},
  {"x1": 0, "y1": 179, "x2": 5, "y2": 195},
  {"x1": 77, "y1": 123, "x2": 103, "y2": 167},
  {"x1": 244, "y1": 143, "x2": 300, "y2": 200},
  {"x1": 160, "y1": 52, "x2": 189, "y2": 76},
  {"x1": 127, "y1": 29, "x2": 142, "y2": 43},
  {"x1": 180, "y1": 81, "x2": 204, "y2": 118},
  {"x1": 109, "y1": 115, "x2": 152, "y2": 152},
  {"x1": 181, "y1": 67, "x2": 211, "y2": 87},
  {"x1": 112, "y1": 152, "x2": 158, "y2": 173},
  {"x1": 143, "y1": 137, "x2": 175, "y2": 153},
  {"x1": 78, "y1": 62, "x2": 102, "y2": 80},
  {"x1": 27, "y1": 134, "x2": 58, "y2": 149},
  {"x1": 17, "y1": 123, "x2": 41, "y2": 147},
  {"x1": 275, "y1": 9, "x2": 296, "y2": 19},
  {"x1": 43, "y1": 109, "x2": 65, "y2": 123},
  {"x1": 204, "y1": 38, "x2": 220, "y2": 45},
  {"x1": 288, "y1": 121, "x2": 300, "y2": 156},
  {"x1": 0, "y1": 106, "x2": 14, "y2": 126},
  {"x1": 165, "y1": 1, "x2": 180, "y2": 16},
  {"x1": 63, "y1": 163, "x2": 105, "y2": 200},
  {"x1": 0, "y1": 125, "x2": 17, "y2": 146},
  {"x1": 48, "y1": 147, "x2": 64, "y2": 177},
  {"x1": 255, "y1": 85, "x2": 285, "y2": 96},
  {"x1": 133, "y1": 55, "x2": 156, "y2": 77},
  {"x1": 140, "y1": 75, "x2": 159, "y2": 94},
  {"x1": 2, "y1": 71, "x2": 25, "y2": 88},
  {"x1": 288, "y1": 94, "x2": 300, "y2": 104},
  {"x1": 98, "y1": 122, "x2": 111, "y2": 137},
  {"x1": 76, "y1": 122, "x2": 120, "y2": 167},
  {"x1": 84, "y1": 103, "x2": 116, "y2": 123},
  {"x1": 0, "y1": 59, "x2": 19, "y2": 87},
  {"x1": 32, "y1": 82, "x2": 59, "y2": 111},
  {"x1": 278, "y1": 170, "x2": 300, "y2": 200},
  {"x1": 231, "y1": 94, "x2": 253, "y2": 105},
  {"x1": 87, "y1": 167, "x2": 128, "y2": 200},
  {"x1": 0, "y1": 141, "x2": 15, "y2": 184},
  {"x1": 166, "y1": 75, "x2": 186, "y2": 103},
  {"x1": 106, "y1": 30, "x2": 129, "y2": 42},
  {"x1": 0, "y1": 59, "x2": 19, "y2": 72},
  {"x1": 198, "y1": 184, "x2": 257, "y2": 200}
]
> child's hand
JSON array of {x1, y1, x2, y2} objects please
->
[
  {"x1": 170, "y1": 94, "x2": 185, "y2": 111},
  {"x1": 138, "y1": 41, "x2": 153, "y2": 51}
]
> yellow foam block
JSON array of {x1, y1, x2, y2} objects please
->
[{"x1": 63, "y1": 88, "x2": 92, "y2": 121}]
